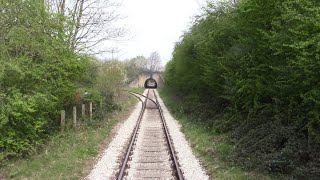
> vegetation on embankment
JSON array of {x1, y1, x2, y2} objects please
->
[
  {"x1": 160, "y1": 88, "x2": 276, "y2": 179},
  {"x1": 0, "y1": 95, "x2": 137, "y2": 179},
  {"x1": 128, "y1": 87, "x2": 145, "y2": 94},
  {"x1": 164, "y1": 0, "x2": 320, "y2": 178},
  {"x1": 0, "y1": 0, "x2": 126, "y2": 163}
]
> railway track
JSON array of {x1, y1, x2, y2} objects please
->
[{"x1": 117, "y1": 89, "x2": 184, "y2": 180}]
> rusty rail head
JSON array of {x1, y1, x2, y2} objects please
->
[
  {"x1": 152, "y1": 89, "x2": 184, "y2": 180},
  {"x1": 117, "y1": 89, "x2": 184, "y2": 180},
  {"x1": 126, "y1": 90, "x2": 158, "y2": 107},
  {"x1": 117, "y1": 89, "x2": 149, "y2": 180}
]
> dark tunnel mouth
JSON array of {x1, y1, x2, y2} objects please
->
[{"x1": 144, "y1": 78, "x2": 158, "y2": 89}]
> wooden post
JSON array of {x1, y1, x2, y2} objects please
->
[
  {"x1": 73, "y1": 106, "x2": 77, "y2": 128},
  {"x1": 61, "y1": 110, "x2": 65, "y2": 132},
  {"x1": 89, "y1": 102, "x2": 93, "y2": 120},
  {"x1": 82, "y1": 104, "x2": 85, "y2": 116}
]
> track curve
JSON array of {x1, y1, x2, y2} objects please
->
[{"x1": 117, "y1": 89, "x2": 184, "y2": 180}]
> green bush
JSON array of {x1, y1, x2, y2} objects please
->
[
  {"x1": 0, "y1": 0, "x2": 126, "y2": 160},
  {"x1": 164, "y1": 0, "x2": 320, "y2": 177}
]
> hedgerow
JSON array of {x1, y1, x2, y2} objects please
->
[
  {"x1": 164, "y1": 0, "x2": 320, "y2": 177},
  {"x1": 0, "y1": 0, "x2": 126, "y2": 160}
]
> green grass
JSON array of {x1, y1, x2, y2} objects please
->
[
  {"x1": 159, "y1": 88, "x2": 273, "y2": 180},
  {"x1": 127, "y1": 87, "x2": 145, "y2": 94},
  {"x1": 0, "y1": 95, "x2": 137, "y2": 179}
]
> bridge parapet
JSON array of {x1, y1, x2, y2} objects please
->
[{"x1": 129, "y1": 72, "x2": 164, "y2": 88}]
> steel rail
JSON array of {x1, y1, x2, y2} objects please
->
[
  {"x1": 125, "y1": 90, "x2": 158, "y2": 107},
  {"x1": 116, "y1": 90, "x2": 149, "y2": 180},
  {"x1": 153, "y1": 89, "x2": 184, "y2": 180},
  {"x1": 117, "y1": 89, "x2": 184, "y2": 180}
]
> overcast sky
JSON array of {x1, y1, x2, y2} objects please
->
[{"x1": 103, "y1": 0, "x2": 207, "y2": 65}]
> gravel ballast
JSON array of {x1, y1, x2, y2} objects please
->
[
  {"x1": 87, "y1": 90, "x2": 208, "y2": 179},
  {"x1": 155, "y1": 90, "x2": 209, "y2": 180},
  {"x1": 86, "y1": 95, "x2": 145, "y2": 180}
]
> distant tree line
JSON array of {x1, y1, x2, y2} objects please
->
[{"x1": 164, "y1": 0, "x2": 320, "y2": 178}]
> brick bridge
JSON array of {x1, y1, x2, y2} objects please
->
[{"x1": 129, "y1": 72, "x2": 165, "y2": 88}]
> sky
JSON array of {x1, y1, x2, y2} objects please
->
[{"x1": 104, "y1": 0, "x2": 207, "y2": 65}]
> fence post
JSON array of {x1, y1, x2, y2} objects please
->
[
  {"x1": 89, "y1": 102, "x2": 93, "y2": 120},
  {"x1": 73, "y1": 106, "x2": 77, "y2": 128},
  {"x1": 82, "y1": 104, "x2": 85, "y2": 116},
  {"x1": 61, "y1": 110, "x2": 65, "y2": 132}
]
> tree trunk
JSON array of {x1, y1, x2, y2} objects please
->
[{"x1": 71, "y1": 0, "x2": 84, "y2": 50}]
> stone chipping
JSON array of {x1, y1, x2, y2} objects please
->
[
  {"x1": 87, "y1": 90, "x2": 209, "y2": 180},
  {"x1": 125, "y1": 100, "x2": 174, "y2": 179},
  {"x1": 155, "y1": 90, "x2": 209, "y2": 180},
  {"x1": 86, "y1": 93, "x2": 145, "y2": 180}
]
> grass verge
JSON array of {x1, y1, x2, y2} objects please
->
[
  {"x1": 159, "y1": 88, "x2": 273, "y2": 180},
  {"x1": 0, "y1": 94, "x2": 137, "y2": 179},
  {"x1": 127, "y1": 87, "x2": 145, "y2": 94}
]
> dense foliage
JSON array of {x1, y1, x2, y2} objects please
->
[
  {"x1": 164, "y1": 0, "x2": 320, "y2": 177},
  {"x1": 124, "y1": 56, "x2": 148, "y2": 84},
  {"x1": 0, "y1": 0, "x2": 126, "y2": 160}
]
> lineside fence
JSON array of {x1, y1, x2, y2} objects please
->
[{"x1": 60, "y1": 102, "x2": 93, "y2": 132}]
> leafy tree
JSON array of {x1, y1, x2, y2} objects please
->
[
  {"x1": 164, "y1": 0, "x2": 320, "y2": 177},
  {"x1": 124, "y1": 56, "x2": 148, "y2": 84},
  {"x1": 0, "y1": 0, "x2": 88, "y2": 158},
  {"x1": 0, "y1": 0, "x2": 128, "y2": 161}
]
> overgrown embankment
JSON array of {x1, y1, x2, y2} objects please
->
[
  {"x1": 0, "y1": 94, "x2": 137, "y2": 179},
  {"x1": 160, "y1": 88, "x2": 275, "y2": 179},
  {"x1": 0, "y1": 0, "x2": 126, "y2": 162},
  {"x1": 164, "y1": 0, "x2": 320, "y2": 178}
]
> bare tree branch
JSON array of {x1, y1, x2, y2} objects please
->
[
  {"x1": 148, "y1": 52, "x2": 161, "y2": 72},
  {"x1": 45, "y1": 0, "x2": 126, "y2": 56}
]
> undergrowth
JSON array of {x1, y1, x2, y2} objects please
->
[
  {"x1": 163, "y1": 0, "x2": 320, "y2": 178},
  {"x1": 0, "y1": 94, "x2": 137, "y2": 179},
  {"x1": 159, "y1": 88, "x2": 278, "y2": 180},
  {"x1": 128, "y1": 87, "x2": 145, "y2": 94}
]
